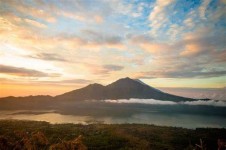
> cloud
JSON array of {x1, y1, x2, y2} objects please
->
[
  {"x1": 214, "y1": 50, "x2": 226, "y2": 63},
  {"x1": 31, "y1": 53, "x2": 67, "y2": 62},
  {"x1": 24, "y1": 19, "x2": 47, "y2": 28},
  {"x1": 160, "y1": 87, "x2": 226, "y2": 100},
  {"x1": 16, "y1": 30, "x2": 125, "y2": 53},
  {"x1": 199, "y1": 0, "x2": 211, "y2": 19},
  {"x1": 104, "y1": 99, "x2": 177, "y2": 105},
  {"x1": 103, "y1": 98, "x2": 226, "y2": 107},
  {"x1": 138, "y1": 42, "x2": 170, "y2": 54},
  {"x1": 129, "y1": 34, "x2": 172, "y2": 54},
  {"x1": 103, "y1": 65, "x2": 124, "y2": 71},
  {"x1": 38, "y1": 79, "x2": 92, "y2": 85},
  {"x1": 180, "y1": 44, "x2": 203, "y2": 57},
  {"x1": 149, "y1": 0, "x2": 174, "y2": 20},
  {"x1": 149, "y1": 0, "x2": 175, "y2": 36},
  {"x1": 136, "y1": 69, "x2": 226, "y2": 79},
  {"x1": 0, "y1": 0, "x2": 56, "y2": 23},
  {"x1": 81, "y1": 29, "x2": 125, "y2": 49},
  {"x1": 0, "y1": 15, "x2": 52, "y2": 52},
  {"x1": 59, "y1": 10, "x2": 104, "y2": 24},
  {"x1": 86, "y1": 64, "x2": 124, "y2": 75},
  {"x1": 94, "y1": 15, "x2": 103, "y2": 23},
  {"x1": 60, "y1": 79, "x2": 91, "y2": 84},
  {"x1": 0, "y1": 14, "x2": 124, "y2": 55},
  {"x1": 0, "y1": 77, "x2": 13, "y2": 83},
  {"x1": 178, "y1": 27, "x2": 226, "y2": 60},
  {"x1": 0, "y1": 76, "x2": 91, "y2": 87},
  {"x1": 181, "y1": 100, "x2": 226, "y2": 107},
  {"x1": 221, "y1": 0, "x2": 226, "y2": 4},
  {"x1": 131, "y1": 26, "x2": 226, "y2": 79},
  {"x1": 183, "y1": 17, "x2": 194, "y2": 28},
  {"x1": 0, "y1": 0, "x2": 225, "y2": 87},
  {"x1": 59, "y1": 11, "x2": 87, "y2": 22},
  {"x1": 0, "y1": 64, "x2": 60, "y2": 77}
]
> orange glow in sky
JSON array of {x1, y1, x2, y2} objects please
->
[{"x1": 0, "y1": 0, "x2": 226, "y2": 97}]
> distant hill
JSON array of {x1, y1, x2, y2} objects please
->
[{"x1": 56, "y1": 77, "x2": 195, "y2": 102}]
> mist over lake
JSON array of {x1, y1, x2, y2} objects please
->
[{"x1": 1, "y1": 99, "x2": 226, "y2": 129}]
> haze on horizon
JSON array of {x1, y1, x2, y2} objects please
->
[{"x1": 0, "y1": 0, "x2": 226, "y2": 97}]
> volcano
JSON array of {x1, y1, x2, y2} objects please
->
[{"x1": 56, "y1": 77, "x2": 195, "y2": 102}]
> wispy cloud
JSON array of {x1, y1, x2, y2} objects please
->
[
  {"x1": 0, "y1": 64, "x2": 60, "y2": 77},
  {"x1": 31, "y1": 53, "x2": 67, "y2": 62},
  {"x1": 103, "y1": 65, "x2": 124, "y2": 71},
  {"x1": 0, "y1": 0, "x2": 56, "y2": 23},
  {"x1": 136, "y1": 70, "x2": 226, "y2": 79},
  {"x1": 24, "y1": 18, "x2": 47, "y2": 28},
  {"x1": 199, "y1": 0, "x2": 211, "y2": 19}
]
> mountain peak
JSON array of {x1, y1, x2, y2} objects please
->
[
  {"x1": 118, "y1": 77, "x2": 133, "y2": 81},
  {"x1": 125, "y1": 77, "x2": 132, "y2": 79},
  {"x1": 57, "y1": 77, "x2": 195, "y2": 102},
  {"x1": 86, "y1": 83, "x2": 104, "y2": 88},
  {"x1": 107, "y1": 77, "x2": 162, "y2": 93},
  {"x1": 107, "y1": 77, "x2": 139, "y2": 88}
]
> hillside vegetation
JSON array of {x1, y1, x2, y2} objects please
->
[{"x1": 0, "y1": 120, "x2": 225, "y2": 150}]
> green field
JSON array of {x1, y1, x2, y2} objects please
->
[{"x1": 0, "y1": 120, "x2": 225, "y2": 150}]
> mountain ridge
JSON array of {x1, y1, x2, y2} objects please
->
[
  {"x1": 55, "y1": 77, "x2": 196, "y2": 102},
  {"x1": 0, "y1": 77, "x2": 197, "y2": 102}
]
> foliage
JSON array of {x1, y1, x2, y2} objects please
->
[{"x1": 0, "y1": 120, "x2": 225, "y2": 150}]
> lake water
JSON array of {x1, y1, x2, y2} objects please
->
[{"x1": 1, "y1": 109, "x2": 226, "y2": 129}]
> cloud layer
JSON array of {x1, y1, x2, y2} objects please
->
[{"x1": 104, "y1": 98, "x2": 226, "y2": 107}]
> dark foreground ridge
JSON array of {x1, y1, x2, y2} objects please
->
[
  {"x1": 0, "y1": 120, "x2": 225, "y2": 150},
  {"x1": 56, "y1": 77, "x2": 195, "y2": 102}
]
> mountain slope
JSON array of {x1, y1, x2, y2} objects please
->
[
  {"x1": 56, "y1": 77, "x2": 195, "y2": 102},
  {"x1": 56, "y1": 83, "x2": 106, "y2": 101}
]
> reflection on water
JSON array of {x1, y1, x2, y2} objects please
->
[
  {"x1": 0, "y1": 111, "x2": 91, "y2": 124},
  {"x1": 0, "y1": 110, "x2": 226, "y2": 129}
]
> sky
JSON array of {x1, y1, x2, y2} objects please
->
[{"x1": 0, "y1": 0, "x2": 226, "y2": 97}]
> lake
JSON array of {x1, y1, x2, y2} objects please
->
[{"x1": 1, "y1": 102, "x2": 226, "y2": 129}]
